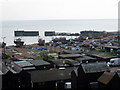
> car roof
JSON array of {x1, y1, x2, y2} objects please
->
[{"x1": 110, "y1": 58, "x2": 120, "y2": 61}]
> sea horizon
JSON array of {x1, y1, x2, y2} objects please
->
[{"x1": 1, "y1": 19, "x2": 118, "y2": 46}]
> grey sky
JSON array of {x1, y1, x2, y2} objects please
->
[{"x1": 0, "y1": 0, "x2": 119, "y2": 21}]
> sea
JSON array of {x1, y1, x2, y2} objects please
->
[{"x1": 1, "y1": 19, "x2": 118, "y2": 46}]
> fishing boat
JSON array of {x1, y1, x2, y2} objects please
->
[{"x1": 14, "y1": 38, "x2": 24, "y2": 47}]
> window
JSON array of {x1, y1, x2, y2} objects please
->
[{"x1": 110, "y1": 61, "x2": 114, "y2": 63}]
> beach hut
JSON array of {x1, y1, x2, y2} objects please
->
[
  {"x1": 71, "y1": 62, "x2": 110, "y2": 89},
  {"x1": 80, "y1": 62, "x2": 110, "y2": 82}
]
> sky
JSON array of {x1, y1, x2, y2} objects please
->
[{"x1": 0, "y1": 0, "x2": 120, "y2": 21}]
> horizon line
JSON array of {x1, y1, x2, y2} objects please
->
[{"x1": 1, "y1": 18, "x2": 118, "y2": 22}]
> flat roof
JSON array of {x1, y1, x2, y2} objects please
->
[
  {"x1": 51, "y1": 59, "x2": 79, "y2": 66},
  {"x1": 75, "y1": 56, "x2": 96, "y2": 62},
  {"x1": 64, "y1": 50, "x2": 82, "y2": 54},
  {"x1": 14, "y1": 61, "x2": 34, "y2": 67},
  {"x1": 52, "y1": 59, "x2": 70, "y2": 66},
  {"x1": 28, "y1": 67, "x2": 73, "y2": 83},
  {"x1": 59, "y1": 54, "x2": 82, "y2": 58},
  {"x1": 67, "y1": 59, "x2": 80, "y2": 66},
  {"x1": 87, "y1": 52, "x2": 116, "y2": 59},
  {"x1": 28, "y1": 60, "x2": 50, "y2": 66},
  {"x1": 23, "y1": 67, "x2": 36, "y2": 70}
]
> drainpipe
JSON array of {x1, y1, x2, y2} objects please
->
[{"x1": 56, "y1": 82, "x2": 58, "y2": 90}]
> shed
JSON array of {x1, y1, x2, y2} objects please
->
[
  {"x1": 28, "y1": 67, "x2": 73, "y2": 88},
  {"x1": 98, "y1": 72, "x2": 120, "y2": 88},
  {"x1": 1, "y1": 64, "x2": 19, "y2": 89},
  {"x1": 28, "y1": 67, "x2": 73, "y2": 83},
  {"x1": 71, "y1": 68, "x2": 78, "y2": 89},
  {"x1": 80, "y1": 62, "x2": 110, "y2": 82}
]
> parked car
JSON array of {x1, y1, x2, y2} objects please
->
[
  {"x1": 107, "y1": 58, "x2": 120, "y2": 67},
  {"x1": 117, "y1": 49, "x2": 120, "y2": 54}
]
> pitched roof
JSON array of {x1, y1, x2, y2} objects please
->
[
  {"x1": 97, "y1": 72, "x2": 115, "y2": 85},
  {"x1": 0, "y1": 64, "x2": 11, "y2": 75}
]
